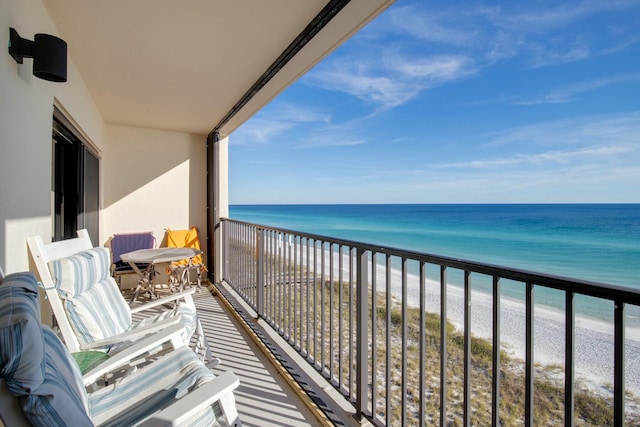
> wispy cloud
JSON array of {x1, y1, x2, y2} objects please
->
[
  {"x1": 436, "y1": 144, "x2": 638, "y2": 169},
  {"x1": 528, "y1": 42, "x2": 591, "y2": 68},
  {"x1": 383, "y1": 5, "x2": 480, "y2": 46},
  {"x1": 486, "y1": 1, "x2": 640, "y2": 33},
  {"x1": 377, "y1": 1, "x2": 640, "y2": 68},
  {"x1": 292, "y1": 117, "x2": 372, "y2": 148},
  {"x1": 305, "y1": 52, "x2": 476, "y2": 111},
  {"x1": 296, "y1": 137, "x2": 365, "y2": 149},
  {"x1": 231, "y1": 102, "x2": 330, "y2": 144},
  {"x1": 388, "y1": 53, "x2": 474, "y2": 80},
  {"x1": 302, "y1": 0, "x2": 640, "y2": 114},
  {"x1": 483, "y1": 112, "x2": 640, "y2": 147},
  {"x1": 231, "y1": 1, "x2": 640, "y2": 204},
  {"x1": 429, "y1": 112, "x2": 640, "y2": 175},
  {"x1": 515, "y1": 74, "x2": 637, "y2": 104}
]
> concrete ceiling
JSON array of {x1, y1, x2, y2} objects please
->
[{"x1": 42, "y1": 0, "x2": 393, "y2": 136}]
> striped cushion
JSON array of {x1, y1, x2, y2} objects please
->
[
  {"x1": 47, "y1": 248, "x2": 195, "y2": 352},
  {"x1": 131, "y1": 303, "x2": 196, "y2": 344},
  {"x1": 63, "y1": 278, "x2": 132, "y2": 348},
  {"x1": 48, "y1": 247, "x2": 112, "y2": 298},
  {"x1": 48, "y1": 248, "x2": 133, "y2": 348},
  {"x1": 0, "y1": 273, "x2": 45, "y2": 394},
  {"x1": 21, "y1": 326, "x2": 92, "y2": 426},
  {"x1": 0, "y1": 378, "x2": 31, "y2": 426},
  {"x1": 89, "y1": 347, "x2": 215, "y2": 426}
]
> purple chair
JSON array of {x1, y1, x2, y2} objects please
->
[{"x1": 110, "y1": 232, "x2": 155, "y2": 288}]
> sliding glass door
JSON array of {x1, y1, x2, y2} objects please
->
[{"x1": 52, "y1": 109, "x2": 99, "y2": 243}]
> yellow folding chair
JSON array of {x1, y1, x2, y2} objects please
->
[{"x1": 166, "y1": 227, "x2": 207, "y2": 292}]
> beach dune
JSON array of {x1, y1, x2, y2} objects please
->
[
  {"x1": 375, "y1": 260, "x2": 640, "y2": 397},
  {"x1": 304, "y1": 246, "x2": 640, "y2": 397}
]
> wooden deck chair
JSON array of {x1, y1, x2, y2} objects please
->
[
  {"x1": 0, "y1": 272, "x2": 240, "y2": 427},
  {"x1": 109, "y1": 231, "x2": 155, "y2": 290},
  {"x1": 166, "y1": 227, "x2": 207, "y2": 292},
  {"x1": 27, "y1": 229, "x2": 213, "y2": 363}
]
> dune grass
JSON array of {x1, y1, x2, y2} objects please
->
[{"x1": 268, "y1": 276, "x2": 639, "y2": 426}]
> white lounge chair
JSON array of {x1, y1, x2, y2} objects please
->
[
  {"x1": 27, "y1": 229, "x2": 212, "y2": 362},
  {"x1": 0, "y1": 271, "x2": 240, "y2": 426}
]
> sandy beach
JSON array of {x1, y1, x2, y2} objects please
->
[
  {"x1": 296, "y1": 240, "x2": 640, "y2": 397},
  {"x1": 305, "y1": 246, "x2": 640, "y2": 397},
  {"x1": 378, "y1": 262, "x2": 640, "y2": 397}
]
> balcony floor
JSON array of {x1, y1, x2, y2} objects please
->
[
  {"x1": 129, "y1": 276, "x2": 361, "y2": 427},
  {"x1": 192, "y1": 287, "x2": 324, "y2": 427}
]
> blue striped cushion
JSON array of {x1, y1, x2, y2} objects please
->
[
  {"x1": 48, "y1": 247, "x2": 112, "y2": 298},
  {"x1": 131, "y1": 303, "x2": 196, "y2": 344},
  {"x1": 48, "y1": 248, "x2": 133, "y2": 348},
  {"x1": 0, "y1": 272, "x2": 41, "y2": 324},
  {"x1": 89, "y1": 347, "x2": 215, "y2": 426},
  {"x1": 0, "y1": 273, "x2": 45, "y2": 394},
  {"x1": 63, "y1": 278, "x2": 132, "y2": 348},
  {"x1": 22, "y1": 326, "x2": 92, "y2": 426}
]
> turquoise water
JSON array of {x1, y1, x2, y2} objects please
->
[{"x1": 229, "y1": 204, "x2": 640, "y2": 322}]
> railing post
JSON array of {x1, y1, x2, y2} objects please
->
[
  {"x1": 355, "y1": 248, "x2": 369, "y2": 421},
  {"x1": 256, "y1": 228, "x2": 265, "y2": 318},
  {"x1": 221, "y1": 219, "x2": 228, "y2": 281},
  {"x1": 492, "y1": 276, "x2": 501, "y2": 427},
  {"x1": 613, "y1": 300, "x2": 625, "y2": 427}
]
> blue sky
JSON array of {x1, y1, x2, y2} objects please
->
[{"x1": 229, "y1": 0, "x2": 640, "y2": 204}]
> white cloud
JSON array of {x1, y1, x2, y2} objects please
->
[
  {"x1": 483, "y1": 112, "x2": 640, "y2": 147},
  {"x1": 528, "y1": 42, "x2": 591, "y2": 68},
  {"x1": 231, "y1": 102, "x2": 330, "y2": 144},
  {"x1": 344, "y1": 152, "x2": 640, "y2": 203},
  {"x1": 389, "y1": 54, "x2": 474, "y2": 80},
  {"x1": 384, "y1": 5, "x2": 480, "y2": 46},
  {"x1": 305, "y1": 52, "x2": 476, "y2": 111},
  {"x1": 515, "y1": 75, "x2": 637, "y2": 105},
  {"x1": 436, "y1": 144, "x2": 638, "y2": 169},
  {"x1": 232, "y1": 118, "x2": 294, "y2": 144},
  {"x1": 296, "y1": 138, "x2": 365, "y2": 149},
  {"x1": 376, "y1": 1, "x2": 640, "y2": 70},
  {"x1": 487, "y1": 0, "x2": 640, "y2": 32},
  {"x1": 301, "y1": 1, "x2": 640, "y2": 112}
]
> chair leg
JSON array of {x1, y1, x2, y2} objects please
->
[
  {"x1": 195, "y1": 315, "x2": 214, "y2": 364},
  {"x1": 181, "y1": 266, "x2": 189, "y2": 292},
  {"x1": 196, "y1": 267, "x2": 202, "y2": 292},
  {"x1": 218, "y1": 393, "x2": 241, "y2": 427},
  {"x1": 130, "y1": 280, "x2": 144, "y2": 303}
]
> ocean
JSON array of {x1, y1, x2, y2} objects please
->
[{"x1": 229, "y1": 204, "x2": 640, "y2": 323}]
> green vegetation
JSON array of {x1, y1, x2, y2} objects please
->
[
  {"x1": 374, "y1": 302, "x2": 637, "y2": 426},
  {"x1": 228, "y1": 246, "x2": 639, "y2": 426}
]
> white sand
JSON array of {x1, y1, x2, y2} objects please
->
[
  {"x1": 375, "y1": 260, "x2": 640, "y2": 397},
  {"x1": 300, "y1": 244, "x2": 640, "y2": 397}
]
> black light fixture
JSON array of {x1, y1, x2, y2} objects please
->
[{"x1": 8, "y1": 27, "x2": 67, "y2": 82}]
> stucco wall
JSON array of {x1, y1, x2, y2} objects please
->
[
  {"x1": 102, "y1": 125, "x2": 208, "y2": 259},
  {"x1": 0, "y1": 0, "x2": 106, "y2": 273},
  {"x1": 0, "y1": 1, "x2": 210, "y2": 276}
]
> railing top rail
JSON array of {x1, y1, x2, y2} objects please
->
[{"x1": 222, "y1": 217, "x2": 640, "y2": 305}]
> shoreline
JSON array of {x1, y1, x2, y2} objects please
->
[
  {"x1": 375, "y1": 261, "x2": 640, "y2": 397},
  {"x1": 303, "y1": 246, "x2": 640, "y2": 396}
]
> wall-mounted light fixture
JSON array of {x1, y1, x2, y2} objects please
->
[{"x1": 8, "y1": 27, "x2": 67, "y2": 82}]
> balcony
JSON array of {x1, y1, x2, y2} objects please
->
[
  {"x1": 187, "y1": 286, "x2": 325, "y2": 426},
  {"x1": 208, "y1": 217, "x2": 640, "y2": 427}
]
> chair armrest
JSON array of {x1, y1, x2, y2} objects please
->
[
  {"x1": 137, "y1": 371, "x2": 240, "y2": 427},
  {"x1": 79, "y1": 316, "x2": 181, "y2": 351},
  {"x1": 130, "y1": 288, "x2": 196, "y2": 314},
  {"x1": 82, "y1": 324, "x2": 185, "y2": 386}
]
